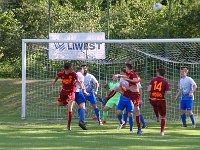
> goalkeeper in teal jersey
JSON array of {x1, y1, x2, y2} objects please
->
[{"x1": 102, "y1": 76, "x2": 121, "y2": 124}]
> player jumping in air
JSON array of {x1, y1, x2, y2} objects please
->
[
  {"x1": 51, "y1": 63, "x2": 81, "y2": 131},
  {"x1": 75, "y1": 67, "x2": 90, "y2": 130},
  {"x1": 175, "y1": 66, "x2": 197, "y2": 128},
  {"x1": 101, "y1": 75, "x2": 120, "y2": 124},
  {"x1": 81, "y1": 64, "x2": 103, "y2": 125},
  {"x1": 147, "y1": 68, "x2": 171, "y2": 136}
]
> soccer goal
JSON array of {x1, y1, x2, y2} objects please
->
[{"x1": 22, "y1": 38, "x2": 200, "y2": 121}]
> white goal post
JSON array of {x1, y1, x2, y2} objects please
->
[{"x1": 22, "y1": 38, "x2": 200, "y2": 121}]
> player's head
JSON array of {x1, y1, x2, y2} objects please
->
[
  {"x1": 81, "y1": 64, "x2": 88, "y2": 75},
  {"x1": 125, "y1": 63, "x2": 132, "y2": 73},
  {"x1": 156, "y1": 68, "x2": 165, "y2": 77},
  {"x1": 120, "y1": 68, "x2": 127, "y2": 75},
  {"x1": 77, "y1": 67, "x2": 84, "y2": 74},
  {"x1": 180, "y1": 66, "x2": 188, "y2": 77},
  {"x1": 64, "y1": 63, "x2": 73, "y2": 72}
]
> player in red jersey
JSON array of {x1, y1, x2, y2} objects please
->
[
  {"x1": 51, "y1": 63, "x2": 81, "y2": 131},
  {"x1": 147, "y1": 68, "x2": 171, "y2": 136},
  {"x1": 112, "y1": 63, "x2": 142, "y2": 135}
]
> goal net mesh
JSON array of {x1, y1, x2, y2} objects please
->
[{"x1": 23, "y1": 40, "x2": 200, "y2": 122}]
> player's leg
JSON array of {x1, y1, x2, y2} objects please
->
[
  {"x1": 180, "y1": 100, "x2": 187, "y2": 127},
  {"x1": 67, "y1": 99, "x2": 75, "y2": 131},
  {"x1": 158, "y1": 100, "x2": 166, "y2": 136},
  {"x1": 126, "y1": 101, "x2": 134, "y2": 132},
  {"x1": 116, "y1": 97, "x2": 126, "y2": 129},
  {"x1": 186, "y1": 100, "x2": 196, "y2": 128},
  {"x1": 139, "y1": 104, "x2": 147, "y2": 128},
  {"x1": 103, "y1": 105, "x2": 111, "y2": 124},
  {"x1": 122, "y1": 108, "x2": 128, "y2": 128},
  {"x1": 75, "y1": 91, "x2": 87, "y2": 130},
  {"x1": 57, "y1": 89, "x2": 68, "y2": 106},
  {"x1": 88, "y1": 92, "x2": 102, "y2": 125}
]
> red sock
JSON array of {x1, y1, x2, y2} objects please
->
[
  {"x1": 161, "y1": 119, "x2": 166, "y2": 132},
  {"x1": 105, "y1": 90, "x2": 116, "y2": 101},
  {"x1": 136, "y1": 115, "x2": 141, "y2": 129},
  {"x1": 68, "y1": 111, "x2": 73, "y2": 127}
]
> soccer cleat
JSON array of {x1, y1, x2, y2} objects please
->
[
  {"x1": 67, "y1": 126, "x2": 71, "y2": 131},
  {"x1": 142, "y1": 123, "x2": 148, "y2": 129},
  {"x1": 183, "y1": 124, "x2": 187, "y2": 127},
  {"x1": 193, "y1": 124, "x2": 197, "y2": 128},
  {"x1": 160, "y1": 132, "x2": 165, "y2": 136},
  {"x1": 136, "y1": 128, "x2": 142, "y2": 135},
  {"x1": 99, "y1": 121, "x2": 103, "y2": 125},
  {"x1": 130, "y1": 130, "x2": 134, "y2": 134},
  {"x1": 79, "y1": 121, "x2": 87, "y2": 130},
  {"x1": 117, "y1": 122, "x2": 125, "y2": 129},
  {"x1": 102, "y1": 120, "x2": 106, "y2": 124},
  {"x1": 121, "y1": 124, "x2": 126, "y2": 129}
]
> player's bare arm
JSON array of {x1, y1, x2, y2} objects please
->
[
  {"x1": 189, "y1": 84, "x2": 197, "y2": 97},
  {"x1": 51, "y1": 76, "x2": 59, "y2": 86},
  {"x1": 175, "y1": 89, "x2": 182, "y2": 101}
]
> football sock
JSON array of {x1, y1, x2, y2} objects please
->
[
  {"x1": 105, "y1": 90, "x2": 116, "y2": 101},
  {"x1": 140, "y1": 114, "x2": 145, "y2": 125},
  {"x1": 136, "y1": 115, "x2": 141, "y2": 129},
  {"x1": 181, "y1": 113, "x2": 187, "y2": 126},
  {"x1": 190, "y1": 114, "x2": 196, "y2": 125},
  {"x1": 94, "y1": 108, "x2": 101, "y2": 122},
  {"x1": 117, "y1": 114, "x2": 123, "y2": 124},
  {"x1": 161, "y1": 118, "x2": 166, "y2": 133},
  {"x1": 103, "y1": 111, "x2": 108, "y2": 121},
  {"x1": 79, "y1": 108, "x2": 85, "y2": 122},
  {"x1": 123, "y1": 111, "x2": 128, "y2": 125},
  {"x1": 129, "y1": 116, "x2": 134, "y2": 131},
  {"x1": 68, "y1": 111, "x2": 73, "y2": 127}
]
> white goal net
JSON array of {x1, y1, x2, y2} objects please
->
[{"x1": 22, "y1": 39, "x2": 200, "y2": 122}]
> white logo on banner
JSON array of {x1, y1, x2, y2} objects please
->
[{"x1": 49, "y1": 32, "x2": 105, "y2": 60}]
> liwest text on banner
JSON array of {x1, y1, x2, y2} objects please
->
[{"x1": 49, "y1": 32, "x2": 105, "y2": 60}]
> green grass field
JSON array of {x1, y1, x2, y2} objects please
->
[{"x1": 0, "y1": 79, "x2": 200, "y2": 150}]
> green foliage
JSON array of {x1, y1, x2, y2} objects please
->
[{"x1": 0, "y1": 0, "x2": 200, "y2": 78}]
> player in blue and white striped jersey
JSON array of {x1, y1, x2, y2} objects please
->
[{"x1": 81, "y1": 64, "x2": 102, "y2": 125}]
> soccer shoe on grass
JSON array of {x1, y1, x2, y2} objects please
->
[
  {"x1": 102, "y1": 120, "x2": 106, "y2": 124},
  {"x1": 136, "y1": 128, "x2": 142, "y2": 135},
  {"x1": 121, "y1": 124, "x2": 126, "y2": 129},
  {"x1": 117, "y1": 122, "x2": 125, "y2": 129},
  {"x1": 142, "y1": 123, "x2": 148, "y2": 129},
  {"x1": 99, "y1": 121, "x2": 103, "y2": 125},
  {"x1": 160, "y1": 132, "x2": 164, "y2": 136},
  {"x1": 67, "y1": 126, "x2": 71, "y2": 131},
  {"x1": 193, "y1": 124, "x2": 197, "y2": 128},
  {"x1": 182, "y1": 124, "x2": 187, "y2": 127},
  {"x1": 79, "y1": 121, "x2": 87, "y2": 130}
]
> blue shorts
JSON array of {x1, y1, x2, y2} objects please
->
[
  {"x1": 75, "y1": 91, "x2": 86, "y2": 105},
  {"x1": 84, "y1": 91, "x2": 97, "y2": 105},
  {"x1": 117, "y1": 95, "x2": 134, "y2": 113},
  {"x1": 180, "y1": 100, "x2": 194, "y2": 111}
]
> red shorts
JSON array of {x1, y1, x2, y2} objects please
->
[
  {"x1": 58, "y1": 89, "x2": 75, "y2": 106},
  {"x1": 122, "y1": 90, "x2": 140, "y2": 107},
  {"x1": 150, "y1": 100, "x2": 166, "y2": 117}
]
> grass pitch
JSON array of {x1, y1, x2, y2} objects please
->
[{"x1": 0, "y1": 79, "x2": 200, "y2": 150}]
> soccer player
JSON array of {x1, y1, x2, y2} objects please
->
[
  {"x1": 75, "y1": 67, "x2": 90, "y2": 130},
  {"x1": 122, "y1": 82, "x2": 147, "y2": 129},
  {"x1": 115, "y1": 68, "x2": 134, "y2": 133},
  {"x1": 51, "y1": 63, "x2": 81, "y2": 131},
  {"x1": 81, "y1": 64, "x2": 102, "y2": 125},
  {"x1": 114, "y1": 63, "x2": 142, "y2": 135},
  {"x1": 175, "y1": 66, "x2": 197, "y2": 128},
  {"x1": 147, "y1": 68, "x2": 170, "y2": 136},
  {"x1": 102, "y1": 75, "x2": 120, "y2": 124}
]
